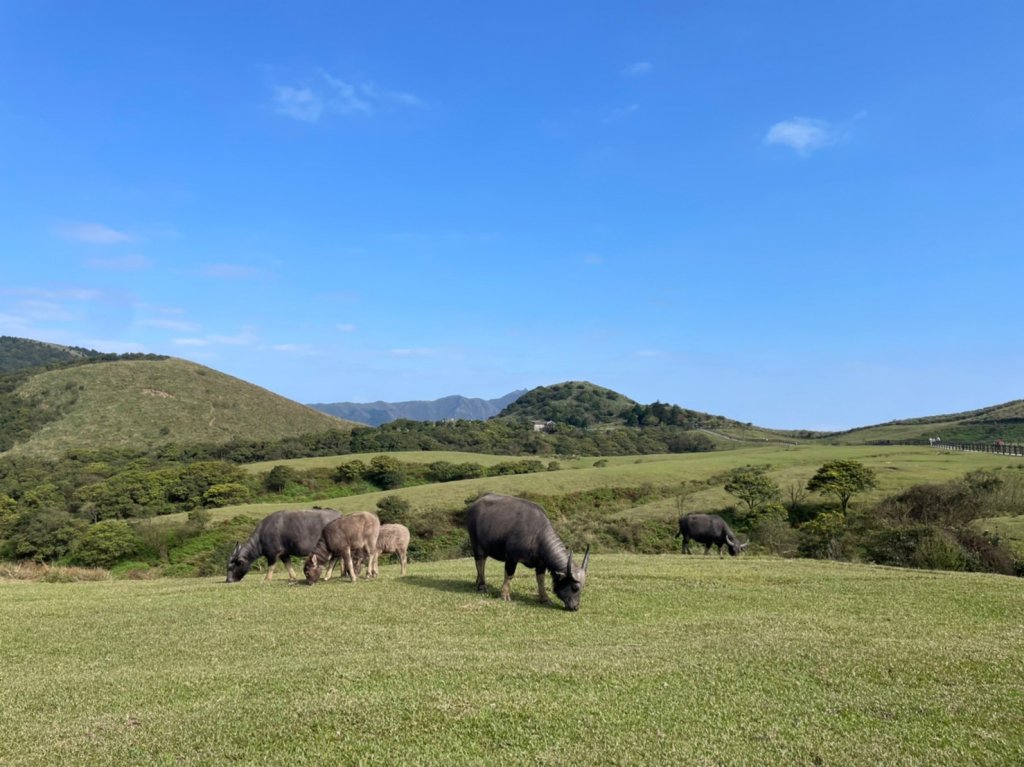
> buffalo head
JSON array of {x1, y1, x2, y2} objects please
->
[
  {"x1": 304, "y1": 553, "x2": 324, "y2": 584},
  {"x1": 226, "y1": 543, "x2": 250, "y2": 583},
  {"x1": 552, "y1": 545, "x2": 590, "y2": 611}
]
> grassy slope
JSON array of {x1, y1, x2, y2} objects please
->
[
  {"x1": 4, "y1": 357, "x2": 352, "y2": 457},
  {"x1": 825, "y1": 400, "x2": 1024, "y2": 444},
  {"x1": 1, "y1": 556, "x2": 1021, "y2": 766},
  {"x1": 218, "y1": 445, "x2": 1017, "y2": 522}
]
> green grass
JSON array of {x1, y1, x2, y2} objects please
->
[
  {"x1": 209, "y1": 445, "x2": 1019, "y2": 525},
  {"x1": 1, "y1": 555, "x2": 1021, "y2": 766},
  {"x1": 6, "y1": 358, "x2": 352, "y2": 457}
]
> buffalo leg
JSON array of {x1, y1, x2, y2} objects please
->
[
  {"x1": 344, "y1": 550, "x2": 357, "y2": 583},
  {"x1": 681, "y1": 537, "x2": 691, "y2": 555},
  {"x1": 474, "y1": 558, "x2": 487, "y2": 591},
  {"x1": 323, "y1": 557, "x2": 336, "y2": 582},
  {"x1": 283, "y1": 556, "x2": 299, "y2": 581},
  {"x1": 704, "y1": 543, "x2": 712, "y2": 555},
  {"x1": 535, "y1": 569, "x2": 551, "y2": 604},
  {"x1": 399, "y1": 549, "x2": 408, "y2": 576},
  {"x1": 264, "y1": 557, "x2": 276, "y2": 581},
  {"x1": 500, "y1": 561, "x2": 518, "y2": 602}
]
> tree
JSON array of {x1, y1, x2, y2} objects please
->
[
  {"x1": 264, "y1": 464, "x2": 299, "y2": 493},
  {"x1": 806, "y1": 460, "x2": 877, "y2": 514},
  {"x1": 68, "y1": 520, "x2": 142, "y2": 568},
  {"x1": 724, "y1": 466, "x2": 780, "y2": 517},
  {"x1": 376, "y1": 495, "x2": 411, "y2": 524}
]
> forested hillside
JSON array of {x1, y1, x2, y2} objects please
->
[{"x1": 0, "y1": 336, "x2": 102, "y2": 373}]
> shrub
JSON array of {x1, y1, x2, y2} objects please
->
[
  {"x1": 376, "y1": 495, "x2": 412, "y2": 524},
  {"x1": 68, "y1": 520, "x2": 143, "y2": 568},
  {"x1": 202, "y1": 483, "x2": 251, "y2": 508}
]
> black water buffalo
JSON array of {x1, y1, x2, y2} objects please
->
[
  {"x1": 226, "y1": 509, "x2": 340, "y2": 582},
  {"x1": 676, "y1": 513, "x2": 748, "y2": 557},
  {"x1": 466, "y1": 493, "x2": 590, "y2": 611}
]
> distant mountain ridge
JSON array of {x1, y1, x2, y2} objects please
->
[{"x1": 309, "y1": 390, "x2": 528, "y2": 426}]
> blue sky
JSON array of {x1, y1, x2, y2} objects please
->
[{"x1": 1, "y1": 2, "x2": 1022, "y2": 430}]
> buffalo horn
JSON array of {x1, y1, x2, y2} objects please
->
[
  {"x1": 566, "y1": 550, "x2": 574, "y2": 576},
  {"x1": 581, "y1": 544, "x2": 591, "y2": 572}
]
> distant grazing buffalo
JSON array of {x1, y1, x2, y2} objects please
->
[
  {"x1": 676, "y1": 513, "x2": 748, "y2": 557},
  {"x1": 305, "y1": 511, "x2": 381, "y2": 584},
  {"x1": 466, "y1": 493, "x2": 590, "y2": 611},
  {"x1": 226, "y1": 509, "x2": 340, "y2": 582}
]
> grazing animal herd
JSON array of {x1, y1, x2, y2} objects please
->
[{"x1": 226, "y1": 493, "x2": 749, "y2": 611}]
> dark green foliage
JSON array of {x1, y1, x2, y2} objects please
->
[
  {"x1": 367, "y1": 454, "x2": 406, "y2": 490},
  {"x1": 2, "y1": 508, "x2": 87, "y2": 561},
  {"x1": 0, "y1": 336, "x2": 103, "y2": 374},
  {"x1": 376, "y1": 495, "x2": 412, "y2": 524},
  {"x1": 264, "y1": 464, "x2": 300, "y2": 492},
  {"x1": 68, "y1": 519, "x2": 142, "y2": 568}
]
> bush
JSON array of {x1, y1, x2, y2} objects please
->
[
  {"x1": 68, "y1": 520, "x2": 142, "y2": 568},
  {"x1": 376, "y1": 495, "x2": 412, "y2": 524},
  {"x1": 202, "y1": 483, "x2": 251, "y2": 508}
]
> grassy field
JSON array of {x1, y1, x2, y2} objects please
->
[
  {"x1": 1, "y1": 555, "x2": 1021, "y2": 766},
  {"x1": 217, "y1": 445, "x2": 1019, "y2": 524}
]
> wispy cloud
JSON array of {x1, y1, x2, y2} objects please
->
[
  {"x1": 606, "y1": 104, "x2": 640, "y2": 122},
  {"x1": 337, "y1": 324, "x2": 357, "y2": 333},
  {"x1": 199, "y1": 263, "x2": 266, "y2": 279},
  {"x1": 272, "y1": 70, "x2": 425, "y2": 123},
  {"x1": 57, "y1": 222, "x2": 135, "y2": 244},
  {"x1": 764, "y1": 116, "x2": 849, "y2": 155},
  {"x1": 172, "y1": 331, "x2": 258, "y2": 347},
  {"x1": 85, "y1": 254, "x2": 152, "y2": 271},
  {"x1": 271, "y1": 85, "x2": 325, "y2": 122},
  {"x1": 390, "y1": 348, "x2": 437, "y2": 357},
  {"x1": 142, "y1": 318, "x2": 200, "y2": 332},
  {"x1": 622, "y1": 61, "x2": 652, "y2": 76}
]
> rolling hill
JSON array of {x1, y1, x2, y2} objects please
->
[
  {"x1": 823, "y1": 400, "x2": 1024, "y2": 444},
  {"x1": 310, "y1": 389, "x2": 527, "y2": 426},
  {"x1": 1, "y1": 356, "x2": 356, "y2": 457},
  {"x1": 0, "y1": 335, "x2": 103, "y2": 373}
]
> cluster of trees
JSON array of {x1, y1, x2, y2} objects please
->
[
  {"x1": 720, "y1": 461, "x2": 1022, "y2": 576},
  {"x1": 0, "y1": 451, "x2": 560, "y2": 565}
]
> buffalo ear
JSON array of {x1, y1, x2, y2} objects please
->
[{"x1": 230, "y1": 543, "x2": 241, "y2": 558}]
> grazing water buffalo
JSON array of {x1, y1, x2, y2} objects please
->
[
  {"x1": 305, "y1": 511, "x2": 381, "y2": 584},
  {"x1": 226, "y1": 508, "x2": 340, "y2": 582},
  {"x1": 466, "y1": 493, "x2": 590, "y2": 611},
  {"x1": 676, "y1": 513, "x2": 749, "y2": 557},
  {"x1": 374, "y1": 523, "x2": 410, "y2": 576}
]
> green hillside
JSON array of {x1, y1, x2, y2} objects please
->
[
  {"x1": 0, "y1": 335, "x2": 103, "y2": 373},
  {"x1": 2, "y1": 357, "x2": 355, "y2": 457},
  {"x1": 826, "y1": 400, "x2": 1024, "y2": 444},
  {"x1": 500, "y1": 380, "x2": 747, "y2": 431}
]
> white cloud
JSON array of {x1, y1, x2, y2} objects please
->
[
  {"x1": 764, "y1": 116, "x2": 842, "y2": 155},
  {"x1": 272, "y1": 70, "x2": 424, "y2": 123},
  {"x1": 172, "y1": 332, "x2": 257, "y2": 347},
  {"x1": 85, "y1": 254, "x2": 152, "y2": 271},
  {"x1": 623, "y1": 61, "x2": 652, "y2": 76},
  {"x1": 272, "y1": 85, "x2": 325, "y2": 122},
  {"x1": 57, "y1": 222, "x2": 135, "y2": 244}
]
